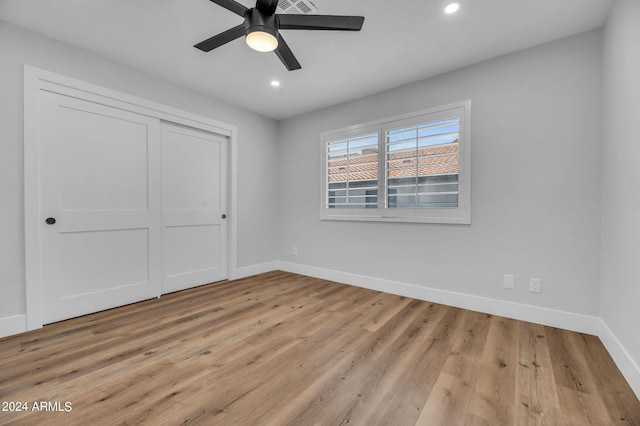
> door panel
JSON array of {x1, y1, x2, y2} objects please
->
[
  {"x1": 164, "y1": 225, "x2": 221, "y2": 279},
  {"x1": 56, "y1": 104, "x2": 150, "y2": 210},
  {"x1": 163, "y1": 129, "x2": 220, "y2": 211},
  {"x1": 39, "y1": 92, "x2": 162, "y2": 324},
  {"x1": 51, "y1": 229, "x2": 150, "y2": 297},
  {"x1": 162, "y1": 123, "x2": 228, "y2": 294}
]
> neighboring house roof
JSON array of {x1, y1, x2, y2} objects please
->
[{"x1": 328, "y1": 142, "x2": 459, "y2": 183}]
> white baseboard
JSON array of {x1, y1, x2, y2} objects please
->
[
  {"x1": 0, "y1": 314, "x2": 27, "y2": 339},
  {"x1": 276, "y1": 261, "x2": 601, "y2": 336},
  {"x1": 597, "y1": 319, "x2": 640, "y2": 399},
  {"x1": 230, "y1": 261, "x2": 279, "y2": 280}
]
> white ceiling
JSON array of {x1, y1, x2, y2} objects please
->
[{"x1": 0, "y1": 0, "x2": 612, "y2": 120}]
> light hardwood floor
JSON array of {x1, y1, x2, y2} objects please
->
[{"x1": 0, "y1": 271, "x2": 638, "y2": 425}]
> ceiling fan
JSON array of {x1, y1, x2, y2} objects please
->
[{"x1": 194, "y1": 0, "x2": 365, "y2": 71}]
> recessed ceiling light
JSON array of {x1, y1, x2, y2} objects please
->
[
  {"x1": 270, "y1": 80, "x2": 281, "y2": 87},
  {"x1": 444, "y1": 2, "x2": 461, "y2": 14}
]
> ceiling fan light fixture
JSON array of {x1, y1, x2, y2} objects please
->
[{"x1": 246, "y1": 29, "x2": 279, "y2": 52}]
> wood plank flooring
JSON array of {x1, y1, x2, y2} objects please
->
[{"x1": 0, "y1": 271, "x2": 638, "y2": 425}]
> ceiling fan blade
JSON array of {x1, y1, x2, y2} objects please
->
[
  {"x1": 256, "y1": 0, "x2": 279, "y2": 16},
  {"x1": 277, "y1": 14, "x2": 364, "y2": 31},
  {"x1": 208, "y1": 0, "x2": 248, "y2": 17},
  {"x1": 194, "y1": 24, "x2": 246, "y2": 52},
  {"x1": 274, "y1": 35, "x2": 301, "y2": 71}
]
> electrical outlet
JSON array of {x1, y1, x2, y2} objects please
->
[
  {"x1": 530, "y1": 278, "x2": 541, "y2": 293},
  {"x1": 503, "y1": 274, "x2": 515, "y2": 290},
  {"x1": 292, "y1": 246, "x2": 298, "y2": 256}
]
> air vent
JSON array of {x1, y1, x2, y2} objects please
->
[
  {"x1": 277, "y1": 0, "x2": 294, "y2": 10},
  {"x1": 277, "y1": 0, "x2": 318, "y2": 14},
  {"x1": 294, "y1": 1, "x2": 313, "y2": 14}
]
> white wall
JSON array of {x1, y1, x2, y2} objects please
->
[
  {"x1": 0, "y1": 21, "x2": 279, "y2": 322},
  {"x1": 601, "y1": 0, "x2": 640, "y2": 380},
  {"x1": 277, "y1": 30, "x2": 603, "y2": 317}
]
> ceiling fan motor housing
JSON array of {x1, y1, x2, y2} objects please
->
[{"x1": 245, "y1": 8, "x2": 278, "y2": 39}]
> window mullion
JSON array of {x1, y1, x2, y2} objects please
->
[
  {"x1": 378, "y1": 127, "x2": 385, "y2": 210},
  {"x1": 345, "y1": 140, "x2": 350, "y2": 206},
  {"x1": 414, "y1": 127, "x2": 419, "y2": 208}
]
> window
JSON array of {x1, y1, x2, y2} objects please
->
[
  {"x1": 327, "y1": 132, "x2": 379, "y2": 209},
  {"x1": 321, "y1": 101, "x2": 470, "y2": 224}
]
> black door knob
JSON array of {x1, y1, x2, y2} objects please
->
[
  {"x1": 221, "y1": 214, "x2": 227, "y2": 219},
  {"x1": 45, "y1": 217, "x2": 56, "y2": 225}
]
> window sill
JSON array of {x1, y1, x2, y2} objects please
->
[{"x1": 320, "y1": 213, "x2": 471, "y2": 225}]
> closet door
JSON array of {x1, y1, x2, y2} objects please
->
[
  {"x1": 39, "y1": 92, "x2": 162, "y2": 324},
  {"x1": 161, "y1": 123, "x2": 228, "y2": 294}
]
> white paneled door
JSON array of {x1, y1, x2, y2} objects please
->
[
  {"x1": 161, "y1": 123, "x2": 228, "y2": 294},
  {"x1": 39, "y1": 92, "x2": 162, "y2": 324},
  {"x1": 36, "y1": 92, "x2": 228, "y2": 325}
]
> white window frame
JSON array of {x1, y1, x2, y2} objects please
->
[{"x1": 320, "y1": 100, "x2": 471, "y2": 224}]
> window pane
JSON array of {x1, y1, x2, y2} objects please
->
[
  {"x1": 388, "y1": 194, "x2": 417, "y2": 208},
  {"x1": 389, "y1": 185, "x2": 417, "y2": 195},
  {"x1": 348, "y1": 188, "x2": 378, "y2": 197},
  {"x1": 417, "y1": 174, "x2": 458, "y2": 184},
  {"x1": 417, "y1": 182, "x2": 458, "y2": 194},
  {"x1": 386, "y1": 118, "x2": 460, "y2": 209},
  {"x1": 328, "y1": 182, "x2": 347, "y2": 190},
  {"x1": 417, "y1": 193, "x2": 459, "y2": 208},
  {"x1": 388, "y1": 177, "x2": 417, "y2": 187},
  {"x1": 326, "y1": 133, "x2": 379, "y2": 209}
]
